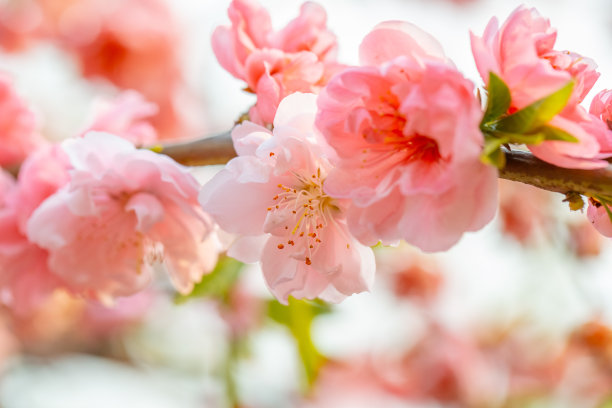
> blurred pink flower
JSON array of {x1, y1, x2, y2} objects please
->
[
  {"x1": 316, "y1": 21, "x2": 498, "y2": 251},
  {"x1": 81, "y1": 290, "x2": 154, "y2": 338},
  {"x1": 212, "y1": 0, "x2": 342, "y2": 125},
  {"x1": 200, "y1": 93, "x2": 375, "y2": 304},
  {"x1": 0, "y1": 0, "x2": 44, "y2": 52},
  {"x1": 375, "y1": 245, "x2": 442, "y2": 303},
  {"x1": 306, "y1": 327, "x2": 504, "y2": 407},
  {"x1": 0, "y1": 73, "x2": 45, "y2": 168},
  {"x1": 81, "y1": 90, "x2": 159, "y2": 146},
  {"x1": 56, "y1": 0, "x2": 188, "y2": 139},
  {"x1": 0, "y1": 147, "x2": 69, "y2": 315},
  {"x1": 498, "y1": 179, "x2": 553, "y2": 244},
  {"x1": 567, "y1": 221, "x2": 603, "y2": 258},
  {"x1": 471, "y1": 6, "x2": 607, "y2": 169},
  {"x1": 27, "y1": 132, "x2": 218, "y2": 302}
]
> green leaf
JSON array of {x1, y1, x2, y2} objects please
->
[
  {"x1": 539, "y1": 125, "x2": 579, "y2": 143},
  {"x1": 490, "y1": 130, "x2": 546, "y2": 145},
  {"x1": 480, "y1": 134, "x2": 508, "y2": 168},
  {"x1": 174, "y1": 256, "x2": 244, "y2": 304},
  {"x1": 267, "y1": 298, "x2": 330, "y2": 389},
  {"x1": 492, "y1": 81, "x2": 574, "y2": 134},
  {"x1": 481, "y1": 72, "x2": 511, "y2": 126}
]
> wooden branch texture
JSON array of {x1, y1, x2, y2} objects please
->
[{"x1": 154, "y1": 132, "x2": 612, "y2": 198}]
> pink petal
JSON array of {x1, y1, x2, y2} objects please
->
[{"x1": 359, "y1": 20, "x2": 447, "y2": 67}]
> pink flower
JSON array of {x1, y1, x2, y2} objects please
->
[
  {"x1": 498, "y1": 179, "x2": 552, "y2": 245},
  {"x1": 471, "y1": 6, "x2": 606, "y2": 169},
  {"x1": 0, "y1": 170, "x2": 14, "y2": 206},
  {"x1": 0, "y1": 147, "x2": 69, "y2": 315},
  {"x1": 56, "y1": 0, "x2": 188, "y2": 139},
  {"x1": 0, "y1": 0, "x2": 44, "y2": 52},
  {"x1": 589, "y1": 89, "x2": 612, "y2": 154},
  {"x1": 591, "y1": 89, "x2": 612, "y2": 126},
  {"x1": 316, "y1": 22, "x2": 498, "y2": 251},
  {"x1": 587, "y1": 198, "x2": 612, "y2": 238},
  {"x1": 81, "y1": 90, "x2": 159, "y2": 146},
  {"x1": 212, "y1": 0, "x2": 342, "y2": 125},
  {"x1": 0, "y1": 72, "x2": 45, "y2": 168},
  {"x1": 27, "y1": 132, "x2": 217, "y2": 302},
  {"x1": 200, "y1": 93, "x2": 375, "y2": 304}
]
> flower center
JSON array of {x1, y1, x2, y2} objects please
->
[
  {"x1": 359, "y1": 92, "x2": 442, "y2": 165},
  {"x1": 383, "y1": 134, "x2": 442, "y2": 163},
  {"x1": 268, "y1": 168, "x2": 338, "y2": 265}
]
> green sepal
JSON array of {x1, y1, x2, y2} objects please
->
[
  {"x1": 492, "y1": 81, "x2": 574, "y2": 134},
  {"x1": 539, "y1": 125, "x2": 579, "y2": 143},
  {"x1": 481, "y1": 72, "x2": 511, "y2": 126},
  {"x1": 480, "y1": 134, "x2": 508, "y2": 168}
]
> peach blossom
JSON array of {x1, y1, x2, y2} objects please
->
[
  {"x1": 0, "y1": 0, "x2": 44, "y2": 52},
  {"x1": 567, "y1": 221, "x2": 602, "y2": 258},
  {"x1": 498, "y1": 179, "x2": 552, "y2": 245},
  {"x1": 200, "y1": 93, "x2": 375, "y2": 304},
  {"x1": 527, "y1": 105, "x2": 610, "y2": 169},
  {"x1": 471, "y1": 6, "x2": 606, "y2": 169},
  {"x1": 591, "y1": 89, "x2": 612, "y2": 126},
  {"x1": 316, "y1": 22, "x2": 497, "y2": 251},
  {"x1": 56, "y1": 0, "x2": 187, "y2": 139},
  {"x1": 0, "y1": 73, "x2": 45, "y2": 168},
  {"x1": 212, "y1": 0, "x2": 341, "y2": 125},
  {"x1": 82, "y1": 90, "x2": 158, "y2": 146},
  {"x1": 589, "y1": 89, "x2": 612, "y2": 154},
  {"x1": 0, "y1": 147, "x2": 70, "y2": 315},
  {"x1": 27, "y1": 132, "x2": 217, "y2": 302}
]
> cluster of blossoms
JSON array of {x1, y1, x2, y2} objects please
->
[
  {"x1": 1, "y1": 0, "x2": 612, "y2": 311},
  {"x1": 203, "y1": 1, "x2": 612, "y2": 303}
]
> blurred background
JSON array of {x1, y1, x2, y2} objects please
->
[{"x1": 1, "y1": 0, "x2": 612, "y2": 407}]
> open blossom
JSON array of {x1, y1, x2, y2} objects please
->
[
  {"x1": 471, "y1": 6, "x2": 608, "y2": 169},
  {"x1": 27, "y1": 132, "x2": 217, "y2": 302},
  {"x1": 0, "y1": 147, "x2": 69, "y2": 315},
  {"x1": 81, "y1": 90, "x2": 159, "y2": 146},
  {"x1": 200, "y1": 93, "x2": 375, "y2": 304},
  {"x1": 0, "y1": 73, "x2": 45, "y2": 168},
  {"x1": 212, "y1": 0, "x2": 342, "y2": 125},
  {"x1": 316, "y1": 21, "x2": 497, "y2": 251}
]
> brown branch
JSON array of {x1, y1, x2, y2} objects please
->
[
  {"x1": 499, "y1": 149, "x2": 612, "y2": 197},
  {"x1": 152, "y1": 131, "x2": 237, "y2": 166},
  {"x1": 152, "y1": 132, "x2": 612, "y2": 198}
]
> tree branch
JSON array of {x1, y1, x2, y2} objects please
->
[
  {"x1": 500, "y1": 149, "x2": 612, "y2": 197},
  {"x1": 153, "y1": 132, "x2": 612, "y2": 198},
  {"x1": 152, "y1": 131, "x2": 236, "y2": 166}
]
